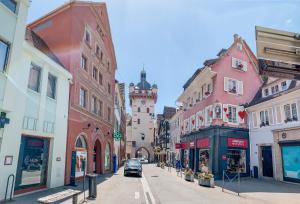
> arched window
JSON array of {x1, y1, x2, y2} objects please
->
[
  {"x1": 104, "y1": 143, "x2": 111, "y2": 170},
  {"x1": 75, "y1": 135, "x2": 87, "y2": 149}
]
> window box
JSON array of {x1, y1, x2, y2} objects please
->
[{"x1": 229, "y1": 87, "x2": 237, "y2": 94}]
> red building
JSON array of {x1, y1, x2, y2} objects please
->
[{"x1": 28, "y1": 1, "x2": 116, "y2": 184}]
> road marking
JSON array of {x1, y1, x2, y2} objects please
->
[
  {"x1": 135, "y1": 192, "x2": 140, "y2": 199},
  {"x1": 141, "y1": 173, "x2": 156, "y2": 204}
]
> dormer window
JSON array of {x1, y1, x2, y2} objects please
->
[
  {"x1": 264, "y1": 88, "x2": 269, "y2": 97},
  {"x1": 271, "y1": 85, "x2": 279, "y2": 94},
  {"x1": 281, "y1": 81, "x2": 287, "y2": 90}
]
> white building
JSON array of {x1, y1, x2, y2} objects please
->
[
  {"x1": 247, "y1": 77, "x2": 300, "y2": 183},
  {"x1": 114, "y1": 81, "x2": 125, "y2": 167},
  {"x1": 169, "y1": 109, "x2": 183, "y2": 165},
  {"x1": 127, "y1": 70, "x2": 157, "y2": 161},
  {"x1": 0, "y1": 1, "x2": 72, "y2": 198}
]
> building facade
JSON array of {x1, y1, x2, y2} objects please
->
[
  {"x1": 127, "y1": 70, "x2": 157, "y2": 161},
  {"x1": 114, "y1": 81, "x2": 126, "y2": 167},
  {"x1": 28, "y1": 1, "x2": 117, "y2": 184},
  {"x1": 0, "y1": 3, "x2": 72, "y2": 198},
  {"x1": 169, "y1": 109, "x2": 183, "y2": 166},
  {"x1": 177, "y1": 34, "x2": 262, "y2": 178},
  {"x1": 247, "y1": 77, "x2": 300, "y2": 183}
]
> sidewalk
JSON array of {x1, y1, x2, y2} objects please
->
[
  {"x1": 159, "y1": 165, "x2": 300, "y2": 204},
  {"x1": 2, "y1": 173, "x2": 113, "y2": 204}
]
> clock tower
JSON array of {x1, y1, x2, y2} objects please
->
[{"x1": 127, "y1": 70, "x2": 157, "y2": 161}]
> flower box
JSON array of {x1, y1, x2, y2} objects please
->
[
  {"x1": 185, "y1": 174, "x2": 194, "y2": 182},
  {"x1": 198, "y1": 178, "x2": 215, "y2": 187}
]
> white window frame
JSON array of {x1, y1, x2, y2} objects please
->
[
  {"x1": 283, "y1": 102, "x2": 298, "y2": 123},
  {"x1": 79, "y1": 88, "x2": 87, "y2": 108},
  {"x1": 227, "y1": 105, "x2": 238, "y2": 124},
  {"x1": 259, "y1": 109, "x2": 269, "y2": 127},
  {"x1": 84, "y1": 27, "x2": 92, "y2": 46}
]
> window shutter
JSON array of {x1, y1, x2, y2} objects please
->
[
  {"x1": 268, "y1": 107, "x2": 274, "y2": 125},
  {"x1": 223, "y1": 104, "x2": 228, "y2": 123},
  {"x1": 238, "y1": 106, "x2": 245, "y2": 124},
  {"x1": 242, "y1": 61, "x2": 248, "y2": 72},
  {"x1": 252, "y1": 112, "x2": 258, "y2": 128},
  {"x1": 238, "y1": 80, "x2": 244, "y2": 95},
  {"x1": 276, "y1": 106, "x2": 282, "y2": 124},
  {"x1": 232, "y1": 57, "x2": 237, "y2": 68},
  {"x1": 224, "y1": 77, "x2": 228, "y2": 92}
]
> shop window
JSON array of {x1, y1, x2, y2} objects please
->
[
  {"x1": 105, "y1": 144, "x2": 111, "y2": 170},
  {"x1": 199, "y1": 149, "x2": 209, "y2": 173},
  {"x1": 28, "y1": 64, "x2": 41, "y2": 92},
  {"x1": 284, "y1": 103, "x2": 298, "y2": 122},
  {"x1": 228, "y1": 106, "x2": 237, "y2": 123},
  {"x1": 47, "y1": 73, "x2": 57, "y2": 99},
  {"x1": 259, "y1": 110, "x2": 269, "y2": 127},
  {"x1": 15, "y1": 137, "x2": 49, "y2": 190},
  {"x1": 0, "y1": 39, "x2": 9, "y2": 71},
  {"x1": 226, "y1": 149, "x2": 246, "y2": 173},
  {"x1": 282, "y1": 145, "x2": 300, "y2": 181}
]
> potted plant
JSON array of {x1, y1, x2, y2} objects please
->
[
  {"x1": 198, "y1": 172, "x2": 215, "y2": 187},
  {"x1": 184, "y1": 168, "x2": 194, "y2": 182}
]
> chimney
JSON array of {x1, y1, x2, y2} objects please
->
[{"x1": 233, "y1": 34, "x2": 239, "y2": 42}]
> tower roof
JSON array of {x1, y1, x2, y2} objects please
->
[{"x1": 137, "y1": 69, "x2": 151, "y2": 90}]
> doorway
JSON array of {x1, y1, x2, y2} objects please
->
[{"x1": 261, "y1": 146, "x2": 273, "y2": 177}]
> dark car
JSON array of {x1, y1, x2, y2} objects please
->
[{"x1": 124, "y1": 159, "x2": 142, "y2": 177}]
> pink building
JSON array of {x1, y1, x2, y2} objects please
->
[{"x1": 177, "y1": 34, "x2": 262, "y2": 178}]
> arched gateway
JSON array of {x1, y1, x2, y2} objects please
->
[{"x1": 135, "y1": 147, "x2": 150, "y2": 160}]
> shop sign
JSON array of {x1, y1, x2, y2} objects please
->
[
  {"x1": 190, "y1": 141, "x2": 195, "y2": 148},
  {"x1": 181, "y1": 143, "x2": 189, "y2": 149},
  {"x1": 227, "y1": 138, "x2": 248, "y2": 148},
  {"x1": 197, "y1": 138, "x2": 209, "y2": 148},
  {"x1": 4, "y1": 156, "x2": 13, "y2": 165},
  {"x1": 222, "y1": 155, "x2": 227, "y2": 160},
  {"x1": 175, "y1": 143, "x2": 181, "y2": 149}
]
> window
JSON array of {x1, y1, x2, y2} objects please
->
[
  {"x1": 281, "y1": 81, "x2": 287, "y2": 90},
  {"x1": 107, "y1": 61, "x2": 110, "y2": 71},
  {"x1": 259, "y1": 110, "x2": 269, "y2": 127},
  {"x1": 47, "y1": 74, "x2": 57, "y2": 99},
  {"x1": 96, "y1": 45, "x2": 100, "y2": 56},
  {"x1": 99, "y1": 100, "x2": 103, "y2": 116},
  {"x1": 1, "y1": 0, "x2": 17, "y2": 13},
  {"x1": 264, "y1": 88, "x2": 269, "y2": 97},
  {"x1": 79, "y1": 88, "x2": 87, "y2": 108},
  {"x1": 0, "y1": 39, "x2": 9, "y2": 71},
  {"x1": 228, "y1": 79, "x2": 237, "y2": 94},
  {"x1": 228, "y1": 106, "x2": 237, "y2": 123},
  {"x1": 81, "y1": 55, "x2": 87, "y2": 70},
  {"x1": 108, "y1": 83, "x2": 111, "y2": 94},
  {"x1": 91, "y1": 96, "x2": 97, "y2": 114},
  {"x1": 284, "y1": 103, "x2": 298, "y2": 122},
  {"x1": 107, "y1": 107, "x2": 111, "y2": 122},
  {"x1": 232, "y1": 57, "x2": 247, "y2": 71},
  {"x1": 207, "y1": 83, "x2": 212, "y2": 94},
  {"x1": 92, "y1": 67, "x2": 98, "y2": 80},
  {"x1": 226, "y1": 149, "x2": 246, "y2": 173},
  {"x1": 85, "y1": 29, "x2": 91, "y2": 45},
  {"x1": 271, "y1": 85, "x2": 279, "y2": 94},
  {"x1": 138, "y1": 107, "x2": 141, "y2": 112},
  {"x1": 147, "y1": 108, "x2": 149, "y2": 113},
  {"x1": 28, "y1": 64, "x2": 41, "y2": 92},
  {"x1": 99, "y1": 72, "x2": 103, "y2": 85},
  {"x1": 237, "y1": 43, "x2": 243, "y2": 51},
  {"x1": 138, "y1": 119, "x2": 140, "y2": 124},
  {"x1": 100, "y1": 52, "x2": 103, "y2": 61}
]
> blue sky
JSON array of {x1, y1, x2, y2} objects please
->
[{"x1": 27, "y1": 0, "x2": 300, "y2": 114}]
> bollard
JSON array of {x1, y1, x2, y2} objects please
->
[{"x1": 87, "y1": 174, "x2": 97, "y2": 200}]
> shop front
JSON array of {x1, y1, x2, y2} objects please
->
[
  {"x1": 181, "y1": 126, "x2": 250, "y2": 179},
  {"x1": 180, "y1": 143, "x2": 189, "y2": 168},
  {"x1": 15, "y1": 136, "x2": 50, "y2": 193}
]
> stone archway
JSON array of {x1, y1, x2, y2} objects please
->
[
  {"x1": 93, "y1": 139, "x2": 102, "y2": 174},
  {"x1": 135, "y1": 147, "x2": 150, "y2": 160}
]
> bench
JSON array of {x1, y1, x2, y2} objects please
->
[{"x1": 38, "y1": 189, "x2": 81, "y2": 204}]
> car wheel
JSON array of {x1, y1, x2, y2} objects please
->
[
  {"x1": 124, "y1": 172, "x2": 127, "y2": 177},
  {"x1": 139, "y1": 172, "x2": 142, "y2": 177}
]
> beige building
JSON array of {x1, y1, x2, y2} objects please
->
[{"x1": 126, "y1": 70, "x2": 157, "y2": 161}]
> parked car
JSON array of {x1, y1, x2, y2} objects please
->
[
  {"x1": 140, "y1": 158, "x2": 149, "y2": 164},
  {"x1": 124, "y1": 159, "x2": 142, "y2": 177}
]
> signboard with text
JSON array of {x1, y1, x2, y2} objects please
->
[
  {"x1": 196, "y1": 138, "x2": 209, "y2": 148},
  {"x1": 227, "y1": 138, "x2": 248, "y2": 149}
]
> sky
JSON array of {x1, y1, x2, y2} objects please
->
[{"x1": 27, "y1": 0, "x2": 300, "y2": 114}]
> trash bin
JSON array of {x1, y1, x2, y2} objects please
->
[{"x1": 87, "y1": 174, "x2": 97, "y2": 199}]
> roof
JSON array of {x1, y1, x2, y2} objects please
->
[
  {"x1": 183, "y1": 67, "x2": 204, "y2": 90},
  {"x1": 137, "y1": 69, "x2": 152, "y2": 90},
  {"x1": 217, "y1": 48, "x2": 228, "y2": 56},
  {"x1": 203, "y1": 58, "x2": 218, "y2": 66},
  {"x1": 25, "y1": 29, "x2": 65, "y2": 68},
  {"x1": 247, "y1": 80, "x2": 298, "y2": 107},
  {"x1": 163, "y1": 106, "x2": 177, "y2": 120}
]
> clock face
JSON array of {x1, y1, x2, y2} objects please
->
[{"x1": 141, "y1": 100, "x2": 146, "y2": 105}]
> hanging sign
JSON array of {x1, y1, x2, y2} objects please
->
[
  {"x1": 175, "y1": 143, "x2": 181, "y2": 149},
  {"x1": 189, "y1": 141, "x2": 195, "y2": 148},
  {"x1": 113, "y1": 131, "x2": 122, "y2": 141},
  {"x1": 227, "y1": 138, "x2": 248, "y2": 148},
  {"x1": 181, "y1": 143, "x2": 189, "y2": 149}
]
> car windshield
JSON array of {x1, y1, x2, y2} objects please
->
[{"x1": 127, "y1": 160, "x2": 140, "y2": 165}]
